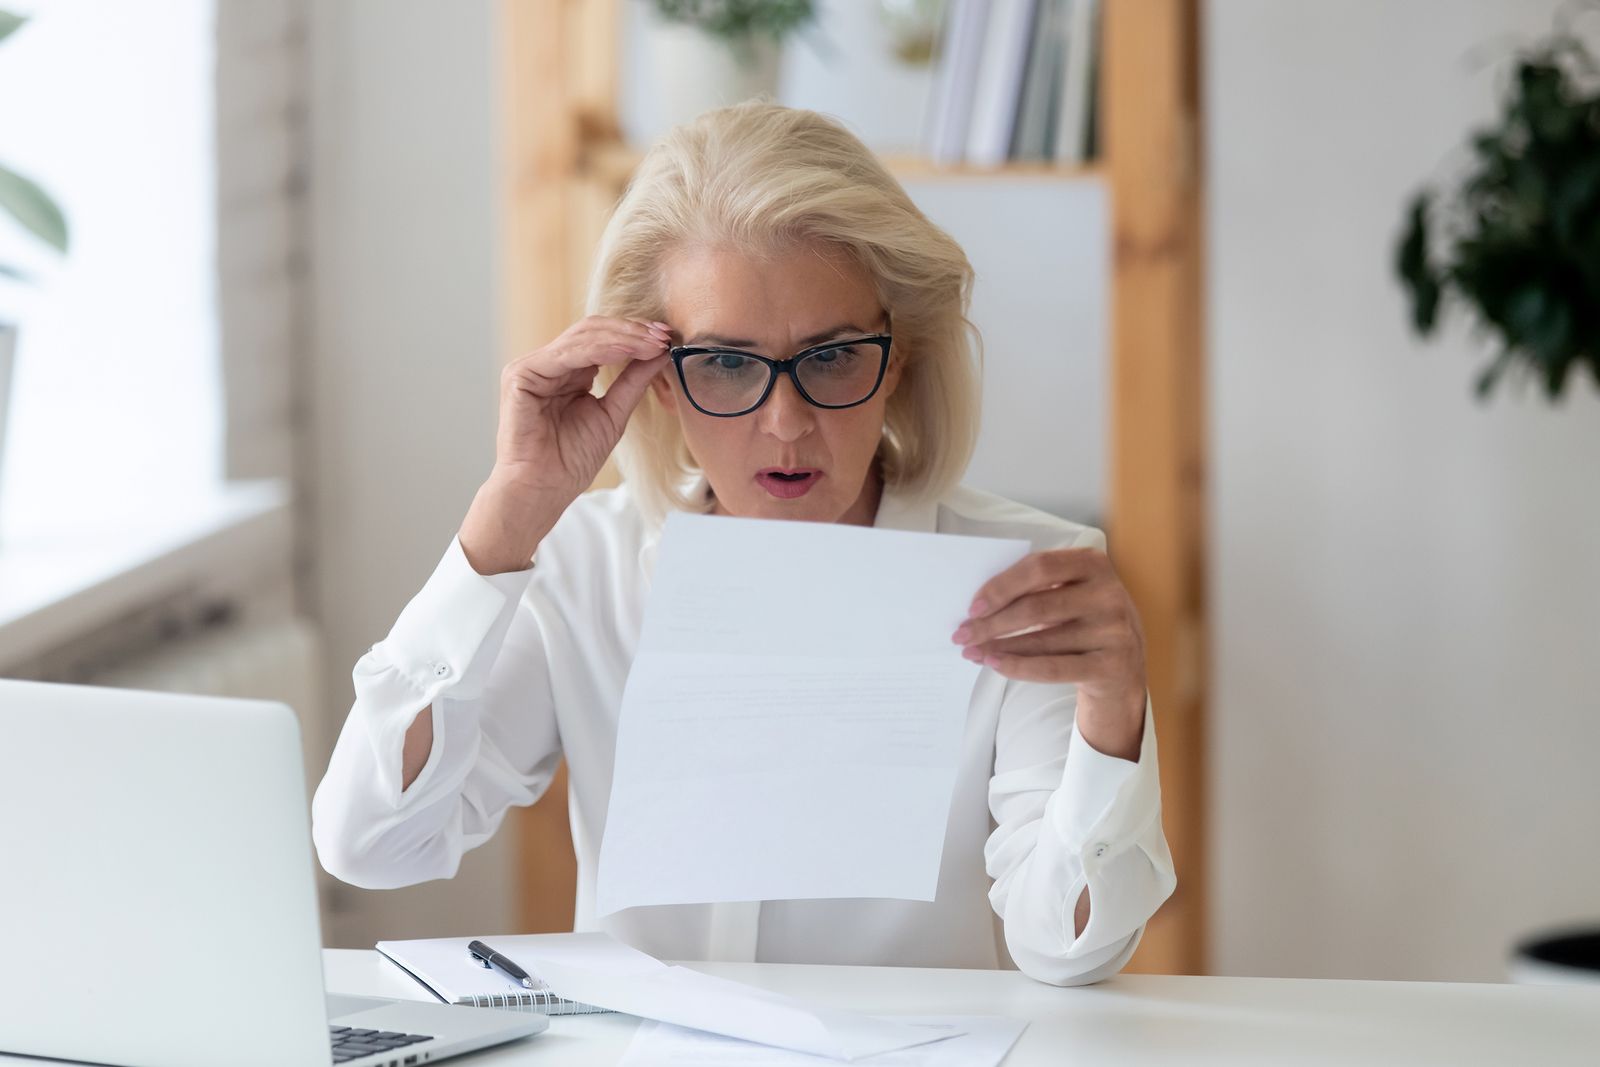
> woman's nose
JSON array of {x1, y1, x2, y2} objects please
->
[{"x1": 756, "y1": 371, "x2": 816, "y2": 442}]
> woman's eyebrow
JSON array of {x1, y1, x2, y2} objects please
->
[{"x1": 684, "y1": 323, "x2": 866, "y2": 348}]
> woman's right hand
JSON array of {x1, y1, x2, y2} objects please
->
[
  {"x1": 459, "y1": 316, "x2": 672, "y2": 574},
  {"x1": 494, "y1": 315, "x2": 673, "y2": 496}
]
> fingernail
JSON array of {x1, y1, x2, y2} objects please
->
[
  {"x1": 970, "y1": 598, "x2": 988, "y2": 616},
  {"x1": 951, "y1": 625, "x2": 972, "y2": 643},
  {"x1": 962, "y1": 647, "x2": 983, "y2": 662}
]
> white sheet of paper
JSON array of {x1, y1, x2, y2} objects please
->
[
  {"x1": 511, "y1": 935, "x2": 962, "y2": 1061},
  {"x1": 596, "y1": 511, "x2": 1031, "y2": 915},
  {"x1": 618, "y1": 1015, "x2": 1028, "y2": 1067}
]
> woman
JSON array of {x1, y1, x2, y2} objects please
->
[{"x1": 311, "y1": 100, "x2": 1176, "y2": 987}]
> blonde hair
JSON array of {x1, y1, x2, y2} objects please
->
[{"x1": 589, "y1": 96, "x2": 983, "y2": 525}]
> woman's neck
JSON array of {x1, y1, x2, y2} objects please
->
[{"x1": 835, "y1": 462, "x2": 884, "y2": 527}]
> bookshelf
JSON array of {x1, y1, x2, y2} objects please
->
[{"x1": 499, "y1": 0, "x2": 1206, "y2": 977}]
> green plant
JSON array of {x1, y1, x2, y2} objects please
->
[
  {"x1": 652, "y1": 0, "x2": 816, "y2": 49},
  {"x1": 0, "y1": 10, "x2": 68, "y2": 280},
  {"x1": 1394, "y1": 19, "x2": 1600, "y2": 400}
]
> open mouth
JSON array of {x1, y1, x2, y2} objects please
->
[{"x1": 755, "y1": 469, "x2": 821, "y2": 498}]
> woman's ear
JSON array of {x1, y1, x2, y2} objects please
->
[
  {"x1": 881, "y1": 346, "x2": 906, "y2": 399},
  {"x1": 649, "y1": 367, "x2": 677, "y2": 411}
]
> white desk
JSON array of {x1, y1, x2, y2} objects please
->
[{"x1": 323, "y1": 949, "x2": 1598, "y2": 1065}]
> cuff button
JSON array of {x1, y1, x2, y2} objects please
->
[
  {"x1": 1094, "y1": 843, "x2": 1109, "y2": 857},
  {"x1": 433, "y1": 663, "x2": 452, "y2": 678}
]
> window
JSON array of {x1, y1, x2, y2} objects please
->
[{"x1": 0, "y1": 0, "x2": 220, "y2": 542}]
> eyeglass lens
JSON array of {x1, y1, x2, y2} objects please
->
[{"x1": 680, "y1": 342, "x2": 883, "y2": 415}]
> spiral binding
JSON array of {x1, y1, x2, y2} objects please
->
[{"x1": 462, "y1": 990, "x2": 611, "y2": 1015}]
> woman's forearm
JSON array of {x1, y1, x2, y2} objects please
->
[
  {"x1": 400, "y1": 705, "x2": 434, "y2": 791},
  {"x1": 458, "y1": 469, "x2": 569, "y2": 576}
]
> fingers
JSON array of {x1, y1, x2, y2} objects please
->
[
  {"x1": 966, "y1": 547, "x2": 1104, "y2": 621},
  {"x1": 957, "y1": 544, "x2": 1147, "y2": 699},
  {"x1": 976, "y1": 650, "x2": 1106, "y2": 685},
  {"x1": 600, "y1": 350, "x2": 671, "y2": 423},
  {"x1": 954, "y1": 582, "x2": 1112, "y2": 648},
  {"x1": 963, "y1": 616, "x2": 1111, "y2": 660},
  {"x1": 571, "y1": 315, "x2": 670, "y2": 350},
  {"x1": 548, "y1": 332, "x2": 668, "y2": 375},
  {"x1": 512, "y1": 318, "x2": 672, "y2": 381}
]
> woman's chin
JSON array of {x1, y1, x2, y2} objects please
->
[
  {"x1": 751, "y1": 499, "x2": 831, "y2": 522},
  {"x1": 729, "y1": 488, "x2": 837, "y2": 523}
]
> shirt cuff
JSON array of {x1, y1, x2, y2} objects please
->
[
  {"x1": 374, "y1": 534, "x2": 534, "y2": 701},
  {"x1": 1053, "y1": 693, "x2": 1160, "y2": 858}
]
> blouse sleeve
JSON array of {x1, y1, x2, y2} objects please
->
[
  {"x1": 310, "y1": 533, "x2": 564, "y2": 890},
  {"x1": 983, "y1": 524, "x2": 1179, "y2": 985}
]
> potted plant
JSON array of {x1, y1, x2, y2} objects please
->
[
  {"x1": 1394, "y1": 20, "x2": 1600, "y2": 400},
  {"x1": 0, "y1": 9, "x2": 70, "y2": 516},
  {"x1": 1393, "y1": 16, "x2": 1599, "y2": 984},
  {"x1": 643, "y1": 0, "x2": 823, "y2": 130}
]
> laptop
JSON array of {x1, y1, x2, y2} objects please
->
[{"x1": 0, "y1": 677, "x2": 546, "y2": 1067}]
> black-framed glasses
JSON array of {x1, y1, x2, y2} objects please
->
[{"x1": 668, "y1": 320, "x2": 894, "y2": 418}]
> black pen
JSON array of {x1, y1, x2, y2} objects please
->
[{"x1": 467, "y1": 939, "x2": 535, "y2": 989}]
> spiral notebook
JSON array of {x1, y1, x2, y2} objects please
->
[{"x1": 375, "y1": 933, "x2": 614, "y2": 1015}]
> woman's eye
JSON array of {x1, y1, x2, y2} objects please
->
[
  {"x1": 811, "y1": 346, "x2": 862, "y2": 369},
  {"x1": 710, "y1": 353, "x2": 753, "y2": 372}
]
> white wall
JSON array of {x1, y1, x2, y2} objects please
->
[
  {"x1": 306, "y1": 0, "x2": 513, "y2": 947},
  {"x1": 1208, "y1": 0, "x2": 1600, "y2": 980},
  {"x1": 905, "y1": 178, "x2": 1106, "y2": 522}
]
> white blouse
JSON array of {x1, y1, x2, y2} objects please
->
[{"x1": 310, "y1": 476, "x2": 1177, "y2": 986}]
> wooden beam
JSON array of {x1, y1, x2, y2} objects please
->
[
  {"x1": 1103, "y1": 0, "x2": 1208, "y2": 975},
  {"x1": 501, "y1": 0, "x2": 591, "y2": 360},
  {"x1": 499, "y1": 0, "x2": 596, "y2": 935}
]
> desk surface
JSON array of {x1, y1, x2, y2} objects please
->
[
  {"x1": 321, "y1": 949, "x2": 1599, "y2": 1065},
  {"x1": 0, "y1": 950, "x2": 1591, "y2": 1065}
]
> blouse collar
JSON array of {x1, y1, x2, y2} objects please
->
[{"x1": 635, "y1": 470, "x2": 939, "y2": 579}]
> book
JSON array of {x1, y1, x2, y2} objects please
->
[
  {"x1": 1081, "y1": 0, "x2": 1103, "y2": 161},
  {"x1": 1053, "y1": 0, "x2": 1099, "y2": 164},
  {"x1": 924, "y1": 0, "x2": 992, "y2": 165},
  {"x1": 965, "y1": 0, "x2": 1039, "y2": 167},
  {"x1": 375, "y1": 933, "x2": 614, "y2": 1015},
  {"x1": 1011, "y1": 0, "x2": 1068, "y2": 161}
]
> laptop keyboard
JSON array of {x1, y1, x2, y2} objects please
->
[{"x1": 329, "y1": 1026, "x2": 435, "y2": 1063}]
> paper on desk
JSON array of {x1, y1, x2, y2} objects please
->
[
  {"x1": 513, "y1": 936, "x2": 962, "y2": 1061},
  {"x1": 618, "y1": 1015, "x2": 1027, "y2": 1067},
  {"x1": 596, "y1": 510, "x2": 1031, "y2": 916}
]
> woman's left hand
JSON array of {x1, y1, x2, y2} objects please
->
[{"x1": 952, "y1": 545, "x2": 1149, "y2": 760}]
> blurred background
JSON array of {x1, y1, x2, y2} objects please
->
[{"x1": 0, "y1": 0, "x2": 1596, "y2": 985}]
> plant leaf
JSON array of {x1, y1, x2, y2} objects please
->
[
  {"x1": 1475, "y1": 348, "x2": 1515, "y2": 400},
  {"x1": 1542, "y1": 354, "x2": 1571, "y2": 399},
  {"x1": 0, "y1": 11, "x2": 25, "y2": 46},
  {"x1": 1395, "y1": 194, "x2": 1441, "y2": 333},
  {"x1": 0, "y1": 163, "x2": 68, "y2": 253}
]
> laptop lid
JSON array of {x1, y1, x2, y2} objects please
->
[{"x1": 0, "y1": 678, "x2": 332, "y2": 1067}]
